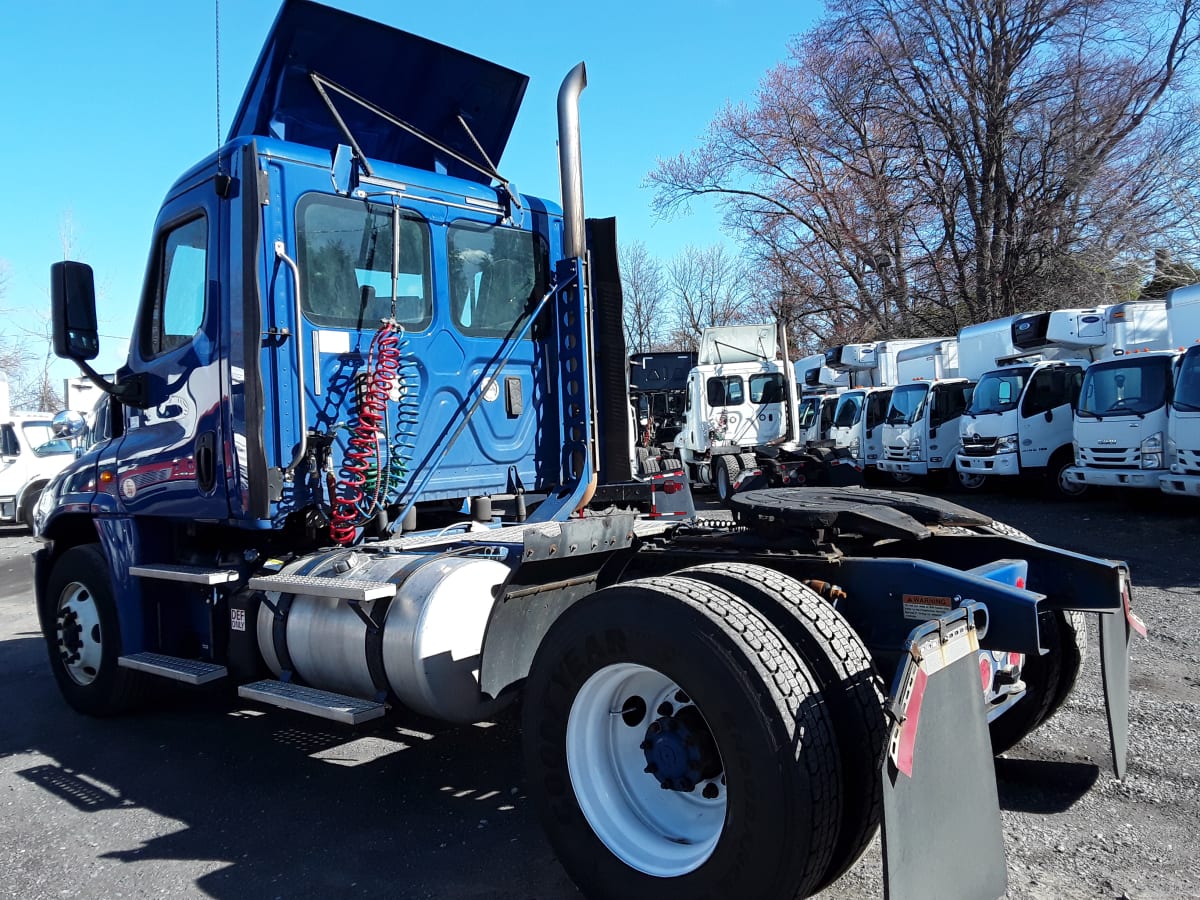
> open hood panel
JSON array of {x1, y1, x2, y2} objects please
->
[{"x1": 228, "y1": 0, "x2": 529, "y2": 183}]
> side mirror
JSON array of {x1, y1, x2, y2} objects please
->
[
  {"x1": 51, "y1": 261, "x2": 100, "y2": 361},
  {"x1": 52, "y1": 410, "x2": 88, "y2": 439},
  {"x1": 1044, "y1": 409, "x2": 1054, "y2": 423}
]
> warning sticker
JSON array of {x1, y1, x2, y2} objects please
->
[{"x1": 902, "y1": 593, "x2": 954, "y2": 621}]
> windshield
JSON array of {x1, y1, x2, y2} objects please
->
[
  {"x1": 1078, "y1": 357, "x2": 1172, "y2": 417},
  {"x1": 833, "y1": 392, "x2": 865, "y2": 428},
  {"x1": 798, "y1": 397, "x2": 820, "y2": 428},
  {"x1": 1175, "y1": 349, "x2": 1200, "y2": 412},
  {"x1": 21, "y1": 422, "x2": 55, "y2": 450},
  {"x1": 886, "y1": 384, "x2": 929, "y2": 425},
  {"x1": 968, "y1": 368, "x2": 1031, "y2": 415}
]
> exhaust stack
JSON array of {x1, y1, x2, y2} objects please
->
[{"x1": 557, "y1": 63, "x2": 588, "y2": 259}]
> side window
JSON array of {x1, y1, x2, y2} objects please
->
[
  {"x1": 0, "y1": 425, "x2": 19, "y2": 457},
  {"x1": 142, "y1": 215, "x2": 207, "y2": 357},
  {"x1": 866, "y1": 391, "x2": 891, "y2": 429},
  {"x1": 1022, "y1": 367, "x2": 1078, "y2": 417}
]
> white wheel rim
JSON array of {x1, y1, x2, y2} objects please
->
[
  {"x1": 716, "y1": 465, "x2": 729, "y2": 497},
  {"x1": 959, "y1": 472, "x2": 985, "y2": 489},
  {"x1": 566, "y1": 662, "x2": 726, "y2": 876},
  {"x1": 55, "y1": 582, "x2": 104, "y2": 686},
  {"x1": 892, "y1": 473, "x2": 913, "y2": 484}
]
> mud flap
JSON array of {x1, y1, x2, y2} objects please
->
[
  {"x1": 1099, "y1": 575, "x2": 1145, "y2": 779},
  {"x1": 881, "y1": 604, "x2": 1007, "y2": 900}
]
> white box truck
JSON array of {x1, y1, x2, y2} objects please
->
[
  {"x1": 877, "y1": 339, "x2": 975, "y2": 485},
  {"x1": 825, "y1": 339, "x2": 934, "y2": 476},
  {"x1": 1159, "y1": 285, "x2": 1200, "y2": 497},
  {"x1": 958, "y1": 303, "x2": 1169, "y2": 497},
  {"x1": 0, "y1": 373, "x2": 79, "y2": 530}
]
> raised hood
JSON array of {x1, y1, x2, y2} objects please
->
[
  {"x1": 697, "y1": 325, "x2": 780, "y2": 366},
  {"x1": 228, "y1": 0, "x2": 529, "y2": 183}
]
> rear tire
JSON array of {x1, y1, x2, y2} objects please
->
[
  {"x1": 673, "y1": 563, "x2": 887, "y2": 891},
  {"x1": 522, "y1": 576, "x2": 840, "y2": 900},
  {"x1": 42, "y1": 544, "x2": 148, "y2": 717},
  {"x1": 989, "y1": 609, "x2": 1088, "y2": 755}
]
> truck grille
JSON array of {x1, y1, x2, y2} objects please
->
[
  {"x1": 1078, "y1": 446, "x2": 1136, "y2": 468},
  {"x1": 1176, "y1": 447, "x2": 1200, "y2": 475},
  {"x1": 960, "y1": 436, "x2": 997, "y2": 457},
  {"x1": 885, "y1": 444, "x2": 908, "y2": 461}
]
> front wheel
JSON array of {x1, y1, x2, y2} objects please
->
[
  {"x1": 523, "y1": 576, "x2": 840, "y2": 899},
  {"x1": 42, "y1": 544, "x2": 147, "y2": 716},
  {"x1": 1051, "y1": 454, "x2": 1088, "y2": 500},
  {"x1": 712, "y1": 455, "x2": 741, "y2": 504},
  {"x1": 955, "y1": 467, "x2": 988, "y2": 491}
]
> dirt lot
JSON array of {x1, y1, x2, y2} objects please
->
[{"x1": 0, "y1": 485, "x2": 1197, "y2": 899}]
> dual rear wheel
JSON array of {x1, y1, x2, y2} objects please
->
[{"x1": 522, "y1": 565, "x2": 886, "y2": 899}]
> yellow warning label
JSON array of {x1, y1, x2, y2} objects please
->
[{"x1": 902, "y1": 594, "x2": 954, "y2": 621}]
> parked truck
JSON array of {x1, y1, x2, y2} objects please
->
[
  {"x1": 1161, "y1": 285, "x2": 1200, "y2": 497},
  {"x1": 877, "y1": 338, "x2": 975, "y2": 487},
  {"x1": 824, "y1": 339, "x2": 938, "y2": 478},
  {"x1": 35, "y1": 3, "x2": 1141, "y2": 898},
  {"x1": 956, "y1": 304, "x2": 1169, "y2": 497},
  {"x1": 628, "y1": 350, "x2": 695, "y2": 471},
  {"x1": 674, "y1": 325, "x2": 855, "y2": 501},
  {"x1": 0, "y1": 373, "x2": 78, "y2": 531},
  {"x1": 795, "y1": 352, "x2": 847, "y2": 446}
]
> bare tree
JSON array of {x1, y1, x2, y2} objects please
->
[
  {"x1": 651, "y1": 0, "x2": 1200, "y2": 339},
  {"x1": 664, "y1": 244, "x2": 754, "y2": 348},
  {"x1": 620, "y1": 241, "x2": 669, "y2": 353}
]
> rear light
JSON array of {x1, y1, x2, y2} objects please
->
[
  {"x1": 979, "y1": 654, "x2": 993, "y2": 691},
  {"x1": 661, "y1": 479, "x2": 681, "y2": 494}
]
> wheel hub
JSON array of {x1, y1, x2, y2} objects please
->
[
  {"x1": 640, "y1": 704, "x2": 721, "y2": 792},
  {"x1": 58, "y1": 609, "x2": 83, "y2": 663}
]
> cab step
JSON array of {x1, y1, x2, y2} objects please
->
[
  {"x1": 118, "y1": 652, "x2": 228, "y2": 685},
  {"x1": 238, "y1": 679, "x2": 386, "y2": 725},
  {"x1": 248, "y1": 573, "x2": 396, "y2": 602},
  {"x1": 129, "y1": 564, "x2": 239, "y2": 585}
]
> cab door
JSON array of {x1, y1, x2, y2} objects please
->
[
  {"x1": 114, "y1": 181, "x2": 228, "y2": 520},
  {"x1": 1019, "y1": 366, "x2": 1083, "y2": 467}
]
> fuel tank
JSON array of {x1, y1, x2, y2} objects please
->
[{"x1": 255, "y1": 548, "x2": 511, "y2": 723}]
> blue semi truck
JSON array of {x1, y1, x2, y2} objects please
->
[{"x1": 36, "y1": 3, "x2": 1142, "y2": 897}]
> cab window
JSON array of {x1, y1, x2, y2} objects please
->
[
  {"x1": 141, "y1": 215, "x2": 207, "y2": 357},
  {"x1": 298, "y1": 195, "x2": 432, "y2": 330},
  {"x1": 749, "y1": 373, "x2": 785, "y2": 404},
  {"x1": 449, "y1": 221, "x2": 548, "y2": 338},
  {"x1": 1022, "y1": 367, "x2": 1083, "y2": 417},
  {"x1": 707, "y1": 376, "x2": 744, "y2": 407}
]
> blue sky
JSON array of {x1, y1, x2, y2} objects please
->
[{"x1": 0, "y1": 0, "x2": 823, "y2": 385}]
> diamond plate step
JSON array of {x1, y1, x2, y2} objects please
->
[
  {"x1": 248, "y1": 574, "x2": 396, "y2": 602},
  {"x1": 238, "y1": 679, "x2": 386, "y2": 725},
  {"x1": 118, "y1": 652, "x2": 227, "y2": 685},
  {"x1": 129, "y1": 564, "x2": 239, "y2": 585}
]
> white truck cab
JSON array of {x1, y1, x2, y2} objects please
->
[
  {"x1": 795, "y1": 352, "x2": 847, "y2": 446},
  {"x1": 878, "y1": 339, "x2": 973, "y2": 484},
  {"x1": 823, "y1": 339, "x2": 932, "y2": 475},
  {"x1": 678, "y1": 324, "x2": 793, "y2": 496},
  {"x1": 1066, "y1": 350, "x2": 1176, "y2": 491},
  {"x1": 1162, "y1": 344, "x2": 1200, "y2": 496}
]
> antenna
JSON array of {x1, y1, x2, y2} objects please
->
[{"x1": 214, "y1": 0, "x2": 225, "y2": 179}]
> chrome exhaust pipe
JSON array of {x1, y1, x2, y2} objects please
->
[{"x1": 557, "y1": 62, "x2": 588, "y2": 259}]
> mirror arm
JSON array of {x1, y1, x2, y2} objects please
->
[{"x1": 73, "y1": 358, "x2": 149, "y2": 410}]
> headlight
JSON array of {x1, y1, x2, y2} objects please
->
[
  {"x1": 996, "y1": 433, "x2": 1019, "y2": 454},
  {"x1": 1072, "y1": 440, "x2": 1081, "y2": 465},
  {"x1": 909, "y1": 439, "x2": 922, "y2": 460},
  {"x1": 1140, "y1": 432, "x2": 1163, "y2": 469},
  {"x1": 848, "y1": 438, "x2": 861, "y2": 457}
]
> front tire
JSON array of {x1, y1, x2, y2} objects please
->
[
  {"x1": 1051, "y1": 452, "x2": 1088, "y2": 500},
  {"x1": 523, "y1": 576, "x2": 840, "y2": 899},
  {"x1": 42, "y1": 544, "x2": 147, "y2": 716},
  {"x1": 713, "y1": 455, "x2": 742, "y2": 503}
]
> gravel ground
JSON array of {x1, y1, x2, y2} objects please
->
[{"x1": 1, "y1": 483, "x2": 1197, "y2": 899}]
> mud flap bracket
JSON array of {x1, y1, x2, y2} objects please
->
[
  {"x1": 1099, "y1": 573, "x2": 1143, "y2": 779},
  {"x1": 881, "y1": 603, "x2": 1007, "y2": 900}
]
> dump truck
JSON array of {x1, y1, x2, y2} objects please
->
[{"x1": 35, "y1": 3, "x2": 1141, "y2": 898}]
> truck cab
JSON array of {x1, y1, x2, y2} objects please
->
[
  {"x1": 1065, "y1": 351, "x2": 1177, "y2": 491},
  {"x1": 829, "y1": 387, "x2": 892, "y2": 471},
  {"x1": 1162, "y1": 344, "x2": 1200, "y2": 496},
  {"x1": 879, "y1": 378, "x2": 973, "y2": 483},
  {"x1": 957, "y1": 360, "x2": 1086, "y2": 495}
]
